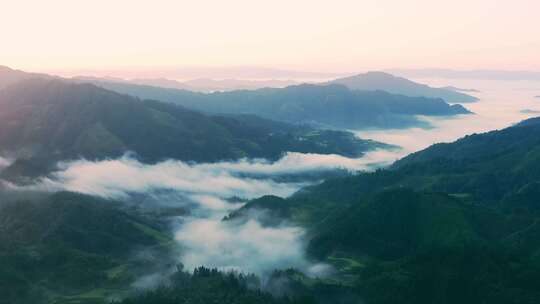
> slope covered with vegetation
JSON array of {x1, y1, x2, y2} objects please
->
[
  {"x1": 233, "y1": 117, "x2": 540, "y2": 304},
  {"x1": 116, "y1": 266, "x2": 360, "y2": 304},
  {"x1": 0, "y1": 78, "x2": 384, "y2": 166},
  {"x1": 0, "y1": 191, "x2": 175, "y2": 304},
  {"x1": 86, "y1": 80, "x2": 471, "y2": 130}
]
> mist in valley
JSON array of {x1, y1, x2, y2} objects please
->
[
  {"x1": 355, "y1": 79, "x2": 540, "y2": 159},
  {"x1": 2, "y1": 78, "x2": 538, "y2": 286},
  {"x1": 1, "y1": 73, "x2": 539, "y2": 304},
  {"x1": 2, "y1": 150, "x2": 397, "y2": 283}
]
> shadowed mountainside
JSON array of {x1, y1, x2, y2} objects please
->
[
  {"x1": 0, "y1": 78, "x2": 386, "y2": 165},
  {"x1": 82, "y1": 80, "x2": 471, "y2": 130}
]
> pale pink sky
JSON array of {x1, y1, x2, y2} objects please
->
[{"x1": 1, "y1": 0, "x2": 539, "y2": 74}]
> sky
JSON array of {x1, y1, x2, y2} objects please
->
[{"x1": 1, "y1": 0, "x2": 539, "y2": 76}]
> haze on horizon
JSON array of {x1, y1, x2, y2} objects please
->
[{"x1": 1, "y1": 0, "x2": 539, "y2": 78}]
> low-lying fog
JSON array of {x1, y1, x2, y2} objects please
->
[
  {"x1": 3, "y1": 78, "x2": 540, "y2": 284},
  {"x1": 8, "y1": 152, "x2": 387, "y2": 279},
  {"x1": 355, "y1": 79, "x2": 540, "y2": 161}
]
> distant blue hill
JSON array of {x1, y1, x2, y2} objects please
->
[
  {"x1": 329, "y1": 71, "x2": 479, "y2": 103},
  {"x1": 81, "y1": 78, "x2": 471, "y2": 130}
]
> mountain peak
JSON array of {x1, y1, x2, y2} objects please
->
[
  {"x1": 330, "y1": 71, "x2": 478, "y2": 103},
  {"x1": 0, "y1": 65, "x2": 14, "y2": 71},
  {"x1": 363, "y1": 71, "x2": 397, "y2": 77}
]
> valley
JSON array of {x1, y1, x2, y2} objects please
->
[{"x1": 0, "y1": 68, "x2": 539, "y2": 304}]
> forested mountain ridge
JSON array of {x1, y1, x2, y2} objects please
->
[
  {"x1": 0, "y1": 191, "x2": 176, "y2": 304},
  {"x1": 394, "y1": 116, "x2": 540, "y2": 166},
  {"x1": 0, "y1": 78, "x2": 383, "y2": 166},
  {"x1": 282, "y1": 115, "x2": 540, "y2": 207},
  {"x1": 75, "y1": 76, "x2": 299, "y2": 92},
  {"x1": 81, "y1": 78, "x2": 471, "y2": 130},
  {"x1": 1, "y1": 65, "x2": 535, "y2": 304},
  {"x1": 0, "y1": 65, "x2": 50, "y2": 90},
  {"x1": 0, "y1": 65, "x2": 472, "y2": 130},
  {"x1": 233, "y1": 116, "x2": 540, "y2": 304}
]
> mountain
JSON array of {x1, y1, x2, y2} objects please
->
[
  {"x1": 329, "y1": 72, "x2": 479, "y2": 103},
  {"x1": 146, "y1": 77, "x2": 298, "y2": 92},
  {"x1": 70, "y1": 66, "x2": 342, "y2": 80},
  {"x1": 520, "y1": 109, "x2": 540, "y2": 114},
  {"x1": 387, "y1": 68, "x2": 540, "y2": 81},
  {"x1": 441, "y1": 86, "x2": 480, "y2": 93},
  {"x1": 0, "y1": 65, "x2": 50, "y2": 90},
  {"x1": 0, "y1": 78, "x2": 384, "y2": 168},
  {"x1": 127, "y1": 78, "x2": 195, "y2": 90},
  {"x1": 513, "y1": 116, "x2": 540, "y2": 127},
  {"x1": 287, "y1": 115, "x2": 540, "y2": 208},
  {"x1": 233, "y1": 116, "x2": 540, "y2": 304},
  {"x1": 82, "y1": 80, "x2": 471, "y2": 130},
  {"x1": 3, "y1": 66, "x2": 471, "y2": 130},
  {"x1": 74, "y1": 76, "x2": 299, "y2": 93},
  {"x1": 0, "y1": 191, "x2": 174, "y2": 304},
  {"x1": 182, "y1": 78, "x2": 298, "y2": 92}
]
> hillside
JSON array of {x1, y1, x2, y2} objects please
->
[
  {"x1": 232, "y1": 117, "x2": 540, "y2": 304},
  {"x1": 125, "y1": 77, "x2": 299, "y2": 92},
  {"x1": 83, "y1": 80, "x2": 471, "y2": 130},
  {"x1": 116, "y1": 266, "x2": 363, "y2": 304},
  {"x1": 0, "y1": 65, "x2": 50, "y2": 90},
  {"x1": 0, "y1": 78, "x2": 383, "y2": 165},
  {"x1": 283, "y1": 115, "x2": 540, "y2": 207},
  {"x1": 330, "y1": 71, "x2": 479, "y2": 103},
  {"x1": 0, "y1": 191, "x2": 174, "y2": 304}
]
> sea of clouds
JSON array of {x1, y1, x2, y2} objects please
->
[{"x1": 3, "y1": 150, "x2": 394, "y2": 278}]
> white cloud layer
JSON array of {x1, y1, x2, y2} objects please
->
[
  {"x1": 176, "y1": 218, "x2": 310, "y2": 275},
  {"x1": 26, "y1": 151, "x2": 393, "y2": 200},
  {"x1": 13, "y1": 151, "x2": 383, "y2": 276},
  {"x1": 0, "y1": 157, "x2": 13, "y2": 170}
]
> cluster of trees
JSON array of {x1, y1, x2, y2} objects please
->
[
  {"x1": 117, "y1": 266, "x2": 361, "y2": 304},
  {"x1": 117, "y1": 266, "x2": 308, "y2": 304}
]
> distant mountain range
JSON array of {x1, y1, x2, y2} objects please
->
[
  {"x1": 0, "y1": 78, "x2": 384, "y2": 169},
  {"x1": 1, "y1": 66, "x2": 475, "y2": 131},
  {"x1": 388, "y1": 68, "x2": 540, "y2": 81},
  {"x1": 0, "y1": 65, "x2": 50, "y2": 89},
  {"x1": 67, "y1": 66, "x2": 342, "y2": 81},
  {"x1": 74, "y1": 75, "x2": 299, "y2": 92},
  {"x1": 440, "y1": 86, "x2": 480, "y2": 93},
  {"x1": 0, "y1": 65, "x2": 476, "y2": 169},
  {"x1": 329, "y1": 71, "x2": 479, "y2": 103},
  {"x1": 521, "y1": 109, "x2": 540, "y2": 114},
  {"x1": 76, "y1": 71, "x2": 479, "y2": 103},
  {"x1": 78, "y1": 77, "x2": 471, "y2": 130},
  {"x1": 1, "y1": 63, "x2": 538, "y2": 304}
]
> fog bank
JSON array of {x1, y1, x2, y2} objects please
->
[
  {"x1": 355, "y1": 79, "x2": 540, "y2": 158},
  {"x1": 10, "y1": 151, "x2": 388, "y2": 277}
]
